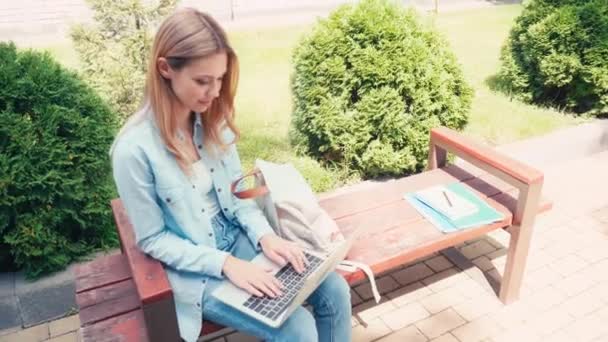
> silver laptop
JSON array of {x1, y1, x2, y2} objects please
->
[{"x1": 211, "y1": 236, "x2": 356, "y2": 328}]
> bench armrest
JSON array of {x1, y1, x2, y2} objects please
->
[
  {"x1": 427, "y1": 127, "x2": 546, "y2": 304},
  {"x1": 111, "y1": 199, "x2": 180, "y2": 342},
  {"x1": 110, "y1": 199, "x2": 173, "y2": 305},
  {"x1": 428, "y1": 127, "x2": 543, "y2": 187}
]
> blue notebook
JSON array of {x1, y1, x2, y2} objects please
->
[{"x1": 405, "y1": 182, "x2": 505, "y2": 233}]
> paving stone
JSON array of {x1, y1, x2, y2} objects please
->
[
  {"x1": 553, "y1": 271, "x2": 598, "y2": 297},
  {"x1": 355, "y1": 276, "x2": 399, "y2": 300},
  {"x1": 471, "y1": 256, "x2": 495, "y2": 272},
  {"x1": 452, "y1": 294, "x2": 503, "y2": 321},
  {"x1": 355, "y1": 299, "x2": 397, "y2": 324},
  {"x1": 490, "y1": 301, "x2": 539, "y2": 329},
  {"x1": 351, "y1": 289, "x2": 363, "y2": 306},
  {"x1": 521, "y1": 285, "x2": 567, "y2": 312},
  {"x1": 563, "y1": 314, "x2": 608, "y2": 341},
  {"x1": 424, "y1": 256, "x2": 454, "y2": 273},
  {"x1": 386, "y1": 282, "x2": 433, "y2": 308},
  {"x1": 0, "y1": 296, "x2": 21, "y2": 331},
  {"x1": 0, "y1": 323, "x2": 49, "y2": 342},
  {"x1": 528, "y1": 309, "x2": 574, "y2": 337},
  {"x1": 380, "y1": 302, "x2": 430, "y2": 331},
  {"x1": 421, "y1": 268, "x2": 467, "y2": 292},
  {"x1": 451, "y1": 315, "x2": 503, "y2": 342},
  {"x1": 377, "y1": 325, "x2": 428, "y2": 342},
  {"x1": 490, "y1": 325, "x2": 542, "y2": 342},
  {"x1": 575, "y1": 245, "x2": 608, "y2": 264},
  {"x1": 419, "y1": 287, "x2": 468, "y2": 314},
  {"x1": 485, "y1": 230, "x2": 510, "y2": 249},
  {"x1": 558, "y1": 289, "x2": 608, "y2": 319},
  {"x1": 17, "y1": 282, "x2": 76, "y2": 328},
  {"x1": 14, "y1": 269, "x2": 73, "y2": 296},
  {"x1": 352, "y1": 318, "x2": 391, "y2": 342},
  {"x1": 523, "y1": 265, "x2": 563, "y2": 292},
  {"x1": 543, "y1": 330, "x2": 576, "y2": 342},
  {"x1": 0, "y1": 273, "x2": 15, "y2": 298},
  {"x1": 392, "y1": 263, "x2": 435, "y2": 286},
  {"x1": 47, "y1": 332, "x2": 78, "y2": 342},
  {"x1": 49, "y1": 315, "x2": 79, "y2": 338},
  {"x1": 548, "y1": 254, "x2": 589, "y2": 277},
  {"x1": 415, "y1": 309, "x2": 466, "y2": 339},
  {"x1": 459, "y1": 240, "x2": 496, "y2": 260},
  {"x1": 429, "y1": 333, "x2": 459, "y2": 342}
]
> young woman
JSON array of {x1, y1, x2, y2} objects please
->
[{"x1": 110, "y1": 8, "x2": 351, "y2": 342}]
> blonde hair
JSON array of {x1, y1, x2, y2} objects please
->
[{"x1": 113, "y1": 8, "x2": 240, "y2": 172}]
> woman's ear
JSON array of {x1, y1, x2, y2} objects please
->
[{"x1": 157, "y1": 57, "x2": 172, "y2": 79}]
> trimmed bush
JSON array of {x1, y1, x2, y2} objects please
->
[
  {"x1": 291, "y1": 0, "x2": 472, "y2": 178},
  {"x1": 0, "y1": 42, "x2": 118, "y2": 278},
  {"x1": 497, "y1": 0, "x2": 608, "y2": 115}
]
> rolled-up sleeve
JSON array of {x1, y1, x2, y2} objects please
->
[{"x1": 111, "y1": 139, "x2": 229, "y2": 278}]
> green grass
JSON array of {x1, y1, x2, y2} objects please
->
[
  {"x1": 35, "y1": 4, "x2": 584, "y2": 192},
  {"x1": 430, "y1": 6, "x2": 583, "y2": 145}
]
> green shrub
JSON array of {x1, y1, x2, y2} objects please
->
[
  {"x1": 0, "y1": 42, "x2": 118, "y2": 278},
  {"x1": 497, "y1": 0, "x2": 608, "y2": 115},
  {"x1": 71, "y1": 0, "x2": 177, "y2": 121},
  {"x1": 291, "y1": 0, "x2": 472, "y2": 178}
]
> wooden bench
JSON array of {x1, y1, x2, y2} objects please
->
[{"x1": 73, "y1": 127, "x2": 552, "y2": 341}]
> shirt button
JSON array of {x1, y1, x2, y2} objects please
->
[
  {"x1": 201, "y1": 208, "x2": 205, "y2": 213},
  {"x1": 223, "y1": 208, "x2": 228, "y2": 211},
  {"x1": 196, "y1": 302, "x2": 201, "y2": 308},
  {"x1": 208, "y1": 233, "x2": 213, "y2": 237},
  {"x1": 192, "y1": 185, "x2": 196, "y2": 189},
  {"x1": 197, "y1": 144, "x2": 202, "y2": 149},
  {"x1": 217, "y1": 188, "x2": 222, "y2": 193},
  {"x1": 210, "y1": 168, "x2": 214, "y2": 173},
  {"x1": 166, "y1": 198, "x2": 171, "y2": 203},
  {"x1": 202, "y1": 279, "x2": 206, "y2": 284}
]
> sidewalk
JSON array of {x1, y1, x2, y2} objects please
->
[
  {"x1": 1, "y1": 119, "x2": 607, "y2": 341},
  {"x1": 2, "y1": 0, "x2": 522, "y2": 46}
]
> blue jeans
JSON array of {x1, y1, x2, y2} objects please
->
[{"x1": 203, "y1": 212, "x2": 352, "y2": 342}]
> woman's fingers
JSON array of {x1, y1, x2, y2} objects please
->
[
  {"x1": 250, "y1": 274, "x2": 283, "y2": 298},
  {"x1": 244, "y1": 283, "x2": 264, "y2": 297},
  {"x1": 267, "y1": 250, "x2": 287, "y2": 267},
  {"x1": 281, "y1": 247, "x2": 305, "y2": 274}
]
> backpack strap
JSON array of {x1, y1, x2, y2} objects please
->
[
  {"x1": 337, "y1": 260, "x2": 381, "y2": 304},
  {"x1": 231, "y1": 169, "x2": 269, "y2": 199}
]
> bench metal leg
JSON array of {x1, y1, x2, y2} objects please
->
[{"x1": 499, "y1": 182, "x2": 542, "y2": 304}]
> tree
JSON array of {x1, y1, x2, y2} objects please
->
[{"x1": 71, "y1": 0, "x2": 178, "y2": 122}]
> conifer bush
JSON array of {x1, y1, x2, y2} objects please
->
[
  {"x1": 291, "y1": 0, "x2": 472, "y2": 177},
  {"x1": 0, "y1": 42, "x2": 117, "y2": 277},
  {"x1": 498, "y1": 0, "x2": 608, "y2": 115}
]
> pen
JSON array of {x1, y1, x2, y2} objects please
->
[{"x1": 442, "y1": 190, "x2": 453, "y2": 207}]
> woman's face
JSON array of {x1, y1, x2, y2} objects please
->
[{"x1": 159, "y1": 52, "x2": 227, "y2": 113}]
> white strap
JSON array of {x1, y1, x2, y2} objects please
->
[{"x1": 337, "y1": 260, "x2": 381, "y2": 303}]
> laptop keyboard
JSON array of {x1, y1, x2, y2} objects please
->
[{"x1": 242, "y1": 252, "x2": 324, "y2": 320}]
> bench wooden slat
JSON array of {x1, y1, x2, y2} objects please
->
[
  {"x1": 73, "y1": 253, "x2": 131, "y2": 294},
  {"x1": 77, "y1": 279, "x2": 141, "y2": 326},
  {"x1": 320, "y1": 167, "x2": 470, "y2": 220},
  {"x1": 111, "y1": 199, "x2": 173, "y2": 305},
  {"x1": 80, "y1": 309, "x2": 149, "y2": 342},
  {"x1": 341, "y1": 203, "x2": 512, "y2": 283}
]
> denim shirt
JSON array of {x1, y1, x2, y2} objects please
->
[{"x1": 111, "y1": 113, "x2": 274, "y2": 342}]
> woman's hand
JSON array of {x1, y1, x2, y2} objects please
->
[
  {"x1": 222, "y1": 255, "x2": 284, "y2": 298},
  {"x1": 259, "y1": 234, "x2": 308, "y2": 274}
]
